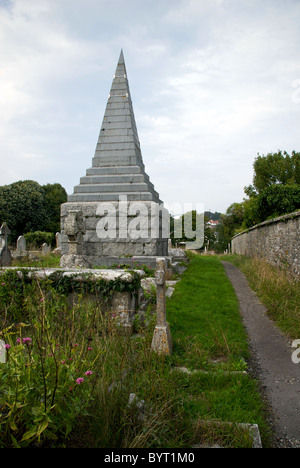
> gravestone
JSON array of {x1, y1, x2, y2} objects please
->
[
  {"x1": 17, "y1": 235, "x2": 26, "y2": 254},
  {"x1": 41, "y1": 243, "x2": 51, "y2": 256},
  {"x1": 151, "y1": 257, "x2": 172, "y2": 355},
  {"x1": 60, "y1": 50, "x2": 168, "y2": 268},
  {"x1": 0, "y1": 223, "x2": 12, "y2": 267},
  {"x1": 56, "y1": 232, "x2": 62, "y2": 249}
]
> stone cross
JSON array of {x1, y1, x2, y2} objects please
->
[
  {"x1": 0, "y1": 222, "x2": 12, "y2": 267},
  {"x1": 151, "y1": 257, "x2": 172, "y2": 355},
  {"x1": 60, "y1": 209, "x2": 91, "y2": 268},
  {"x1": 64, "y1": 210, "x2": 85, "y2": 255}
]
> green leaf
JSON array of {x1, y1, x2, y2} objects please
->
[
  {"x1": 21, "y1": 426, "x2": 38, "y2": 441},
  {"x1": 37, "y1": 419, "x2": 49, "y2": 437},
  {"x1": 10, "y1": 434, "x2": 21, "y2": 448}
]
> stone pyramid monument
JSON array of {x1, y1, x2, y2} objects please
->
[{"x1": 60, "y1": 50, "x2": 168, "y2": 268}]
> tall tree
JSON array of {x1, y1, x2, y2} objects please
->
[
  {"x1": 42, "y1": 183, "x2": 67, "y2": 233},
  {"x1": 0, "y1": 180, "x2": 47, "y2": 241},
  {"x1": 0, "y1": 180, "x2": 67, "y2": 242},
  {"x1": 247, "y1": 150, "x2": 300, "y2": 194}
]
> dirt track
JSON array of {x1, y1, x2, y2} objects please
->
[{"x1": 222, "y1": 261, "x2": 300, "y2": 448}]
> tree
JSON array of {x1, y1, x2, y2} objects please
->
[
  {"x1": 256, "y1": 184, "x2": 300, "y2": 222},
  {"x1": 0, "y1": 180, "x2": 67, "y2": 242},
  {"x1": 42, "y1": 183, "x2": 67, "y2": 233},
  {"x1": 241, "y1": 150, "x2": 300, "y2": 226},
  {"x1": 0, "y1": 180, "x2": 47, "y2": 242},
  {"x1": 246, "y1": 150, "x2": 300, "y2": 194}
]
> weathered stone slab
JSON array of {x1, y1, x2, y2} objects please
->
[
  {"x1": 0, "y1": 223, "x2": 12, "y2": 267},
  {"x1": 17, "y1": 235, "x2": 26, "y2": 253}
]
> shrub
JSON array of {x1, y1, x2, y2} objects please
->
[{"x1": 23, "y1": 231, "x2": 55, "y2": 249}]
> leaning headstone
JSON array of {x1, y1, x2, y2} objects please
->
[
  {"x1": 53, "y1": 232, "x2": 62, "y2": 255},
  {"x1": 151, "y1": 257, "x2": 172, "y2": 355},
  {"x1": 17, "y1": 235, "x2": 26, "y2": 254},
  {"x1": 0, "y1": 223, "x2": 12, "y2": 267},
  {"x1": 55, "y1": 232, "x2": 62, "y2": 249},
  {"x1": 41, "y1": 243, "x2": 51, "y2": 256}
]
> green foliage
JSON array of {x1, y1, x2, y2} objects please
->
[
  {"x1": 0, "y1": 322, "x2": 101, "y2": 447},
  {"x1": 220, "y1": 150, "x2": 300, "y2": 241},
  {"x1": 42, "y1": 183, "x2": 67, "y2": 233},
  {"x1": 256, "y1": 184, "x2": 300, "y2": 222},
  {"x1": 0, "y1": 257, "x2": 271, "y2": 448},
  {"x1": 24, "y1": 231, "x2": 55, "y2": 248},
  {"x1": 0, "y1": 180, "x2": 67, "y2": 242},
  {"x1": 0, "y1": 181, "x2": 47, "y2": 241},
  {"x1": 247, "y1": 150, "x2": 300, "y2": 194}
]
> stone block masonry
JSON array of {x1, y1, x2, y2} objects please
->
[
  {"x1": 231, "y1": 210, "x2": 300, "y2": 278},
  {"x1": 60, "y1": 50, "x2": 168, "y2": 268}
]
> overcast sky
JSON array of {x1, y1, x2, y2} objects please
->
[{"x1": 1, "y1": 0, "x2": 300, "y2": 214}]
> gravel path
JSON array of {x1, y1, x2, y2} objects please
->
[{"x1": 222, "y1": 261, "x2": 300, "y2": 448}]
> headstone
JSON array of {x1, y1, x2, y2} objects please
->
[
  {"x1": 55, "y1": 232, "x2": 62, "y2": 249},
  {"x1": 17, "y1": 235, "x2": 26, "y2": 254},
  {"x1": 151, "y1": 257, "x2": 172, "y2": 355},
  {"x1": 41, "y1": 243, "x2": 51, "y2": 256},
  {"x1": 0, "y1": 223, "x2": 12, "y2": 267}
]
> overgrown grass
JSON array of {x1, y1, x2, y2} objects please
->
[
  {"x1": 221, "y1": 255, "x2": 300, "y2": 340},
  {"x1": 166, "y1": 255, "x2": 271, "y2": 447},
  {"x1": 12, "y1": 253, "x2": 61, "y2": 268},
  {"x1": 0, "y1": 255, "x2": 272, "y2": 448}
]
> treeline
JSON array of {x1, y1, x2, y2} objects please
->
[
  {"x1": 217, "y1": 150, "x2": 300, "y2": 250},
  {"x1": 0, "y1": 180, "x2": 67, "y2": 243}
]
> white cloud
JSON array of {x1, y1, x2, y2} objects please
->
[{"x1": 0, "y1": 0, "x2": 299, "y2": 213}]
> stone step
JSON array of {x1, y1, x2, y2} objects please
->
[
  {"x1": 73, "y1": 182, "x2": 156, "y2": 194},
  {"x1": 86, "y1": 165, "x2": 145, "y2": 176},
  {"x1": 67, "y1": 192, "x2": 160, "y2": 202},
  {"x1": 79, "y1": 174, "x2": 150, "y2": 185}
]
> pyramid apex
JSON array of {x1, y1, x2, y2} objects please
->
[{"x1": 118, "y1": 49, "x2": 124, "y2": 64}]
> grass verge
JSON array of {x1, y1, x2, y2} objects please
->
[{"x1": 220, "y1": 255, "x2": 300, "y2": 340}]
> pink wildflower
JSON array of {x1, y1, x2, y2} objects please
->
[
  {"x1": 4, "y1": 344, "x2": 11, "y2": 349},
  {"x1": 61, "y1": 360, "x2": 66, "y2": 364},
  {"x1": 85, "y1": 370, "x2": 93, "y2": 376},
  {"x1": 76, "y1": 378, "x2": 84, "y2": 385},
  {"x1": 87, "y1": 347, "x2": 92, "y2": 351},
  {"x1": 16, "y1": 338, "x2": 21, "y2": 344},
  {"x1": 22, "y1": 337, "x2": 32, "y2": 344}
]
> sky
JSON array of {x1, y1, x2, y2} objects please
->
[{"x1": 0, "y1": 0, "x2": 300, "y2": 215}]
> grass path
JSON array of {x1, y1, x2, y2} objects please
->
[{"x1": 166, "y1": 255, "x2": 271, "y2": 447}]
